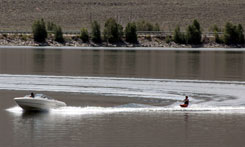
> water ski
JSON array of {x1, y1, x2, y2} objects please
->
[{"x1": 180, "y1": 104, "x2": 188, "y2": 108}]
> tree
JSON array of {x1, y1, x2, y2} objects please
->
[
  {"x1": 32, "y1": 18, "x2": 47, "y2": 42},
  {"x1": 91, "y1": 21, "x2": 101, "y2": 43},
  {"x1": 225, "y1": 22, "x2": 235, "y2": 44},
  {"x1": 237, "y1": 24, "x2": 245, "y2": 44},
  {"x1": 214, "y1": 32, "x2": 223, "y2": 44},
  {"x1": 193, "y1": 19, "x2": 200, "y2": 31},
  {"x1": 173, "y1": 25, "x2": 185, "y2": 44},
  {"x1": 186, "y1": 19, "x2": 202, "y2": 44},
  {"x1": 224, "y1": 22, "x2": 238, "y2": 45},
  {"x1": 210, "y1": 24, "x2": 223, "y2": 43},
  {"x1": 80, "y1": 28, "x2": 89, "y2": 42},
  {"x1": 54, "y1": 26, "x2": 64, "y2": 43},
  {"x1": 118, "y1": 24, "x2": 124, "y2": 40},
  {"x1": 214, "y1": 28, "x2": 222, "y2": 43},
  {"x1": 125, "y1": 22, "x2": 138, "y2": 43},
  {"x1": 103, "y1": 18, "x2": 123, "y2": 43}
]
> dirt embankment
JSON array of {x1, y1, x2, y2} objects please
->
[{"x1": 0, "y1": 0, "x2": 245, "y2": 31}]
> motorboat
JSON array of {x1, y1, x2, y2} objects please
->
[{"x1": 14, "y1": 94, "x2": 66, "y2": 111}]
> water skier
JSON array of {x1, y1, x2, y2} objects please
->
[{"x1": 180, "y1": 96, "x2": 189, "y2": 107}]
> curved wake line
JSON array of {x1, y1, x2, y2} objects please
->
[
  {"x1": 1, "y1": 74, "x2": 245, "y2": 106},
  {"x1": 6, "y1": 105, "x2": 245, "y2": 115}
]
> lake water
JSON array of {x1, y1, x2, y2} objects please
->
[{"x1": 1, "y1": 48, "x2": 245, "y2": 147}]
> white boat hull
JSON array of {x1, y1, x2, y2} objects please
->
[{"x1": 14, "y1": 97, "x2": 66, "y2": 111}]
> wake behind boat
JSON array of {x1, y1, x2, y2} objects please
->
[{"x1": 14, "y1": 93, "x2": 66, "y2": 111}]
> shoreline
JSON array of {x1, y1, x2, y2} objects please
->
[
  {"x1": 1, "y1": 45, "x2": 245, "y2": 51},
  {"x1": 0, "y1": 35, "x2": 245, "y2": 51}
]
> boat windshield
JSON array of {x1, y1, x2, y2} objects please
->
[{"x1": 25, "y1": 94, "x2": 54, "y2": 100}]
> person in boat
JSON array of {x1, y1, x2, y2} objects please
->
[
  {"x1": 30, "y1": 92, "x2": 35, "y2": 98},
  {"x1": 180, "y1": 96, "x2": 189, "y2": 107}
]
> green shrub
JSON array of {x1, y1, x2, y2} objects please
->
[
  {"x1": 153, "y1": 23, "x2": 160, "y2": 31},
  {"x1": 210, "y1": 25, "x2": 223, "y2": 43},
  {"x1": 91, "y1": 21, "x2": 101, "y2": 43},
  {"x1": 80, "y1": 28, "x2": 89, "y2": 42},
  {"x1": 136, "y1": 21, "x2": 160, "y2": 31},
  {"x1": 165, "y1": 36, "x2": 172, "y2": 43},
  {"x1": 173, "y1": 25, "x2": 185, "y2": 44},
  {"x1": 145, "y1": 22, "x2": 153, "y2": 31},
  {"x1": 47, "y1": 21, "x2": 57, "y2": 32},
  {"x1": 32, "y1": 18, "x2": 47, "y2": 42},
  {"x1": 136, "y1": 20, "x2": 155, "y2": 31},
  {"x1": 210, "y1": 24, "x2": 221, "y2": 32},
  {"x1": 186, "y1": 19, "x2": 202, "y2": 44},
  {"x1": 54, "y1": 26, "x2": 64, "y2": 43},
  {"x1": 125, "y1": 22, "x2": 138, "y2": 43},
  {"x1": 145, "y1": 35, "x2": 152, "y2": 41},
  {"x1": 103, "y1": 18, "x2": 123, "y2": 43},
  {"x1": 214, "y1": 32, "x2": 223, "y2": 43},
  {"x1": 136, "y1": 21, "x2": 145, "y2": 31}
]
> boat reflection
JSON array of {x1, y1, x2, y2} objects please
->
[{"x1": 21, "y1": 110, "x2": 49, "y2": 119}]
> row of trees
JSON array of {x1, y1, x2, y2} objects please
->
[
  {"x1": 79, "y1": 19, "x2": 138, "y2": 44},
  {"x1": 32, "y1": 18, "x2": 157, "y2": 44},
  {"x1": 173, "y1": 20, "x2": 245, "y2": 45},
  {"x1": 32, "y1": 18, "x2": 245, "y2": 45}
]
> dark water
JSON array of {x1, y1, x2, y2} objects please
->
[
  {"x1": 1, "y1": 48, "x2": 245, "y2": 147},
  {"x1": 4, "y1": 110, "x2": 245, "y2": 147}
]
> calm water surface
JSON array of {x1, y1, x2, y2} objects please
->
[
  {"x1": 1, "y1": 48, "x2": 245, "y2": 147},
  {"x1": 0, "y1": 48, "x2": 245, "y2": 80}
]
